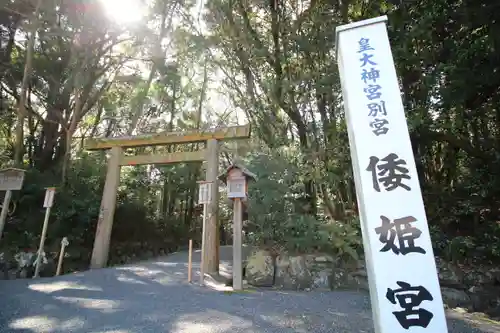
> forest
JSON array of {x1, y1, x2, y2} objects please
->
[{"x1": 0, "y1": 0, "x2": 499, "y2": 274}]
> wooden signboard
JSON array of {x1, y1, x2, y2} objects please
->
[{"x1": 0, "y1": 168, "x2": 25, "y2": 191}]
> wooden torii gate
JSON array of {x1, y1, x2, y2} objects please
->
[{"x1": 84, "y1": 125, "x2": 251, "y2": 271}]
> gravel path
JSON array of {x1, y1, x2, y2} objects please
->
[{"x1": 0, "y1": 246, "x2": 497, "y2": 332}]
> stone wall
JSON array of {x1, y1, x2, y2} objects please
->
[
  {"x1": 244, "y1": 249, "x2": 500, "y2": 318},
  {"x1": 245, "y1": 249, "x2": 367, "y2": 291}
]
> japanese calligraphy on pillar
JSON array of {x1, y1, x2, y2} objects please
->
[
  {"x1": 336, "y1": 16, "x2": 448, "y2": 333},
  {"x1": 358, "y1": 38, "x2": 389, "y2": 136}
]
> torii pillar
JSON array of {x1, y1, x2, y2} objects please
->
[{"x1": 204, "y1": 138, "x2": 220, "y2": 274}]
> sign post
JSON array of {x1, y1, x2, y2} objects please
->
[
  {"x1": 34, "y1": 187, "x2": 56, "y2": 278},
  {"x1": 219, "y1": 164, "x2": 256, "y2": 291},
  {"x1": 227, "y1": 176, "x2": 246, "y2": 291},
  {"x1": 0, "y1": 168, "x2": 25, "y2": 243},
  {"x1": 197, "y1": 180, "x2": 213, "y2": 285},
  {"x1": 335, "y1": 16, "x2": 447, "y2": 333},
  {"x1": 188, "y1": 239, "x2": 193, "y2": 283}
]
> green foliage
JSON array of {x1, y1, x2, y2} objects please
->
[
  {"x1": 431, "y1": 223, "x2": 500, "y2": 264},
  {"x1": 243, "y1": 148, "x2": 361, "y2": 259},
  {"x1": 1, "y1": 156, "x2": 105, "y2": 264},
  {"x1": 0, "y1": 153, "x2": 202, "y2": 271},
  {"x1": 320, "y1": 218, "x2": 363, "y2": 262}
]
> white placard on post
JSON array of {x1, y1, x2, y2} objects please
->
[
  {"x1": 227, "y1": 177, "x2": 246, "y2": 199},
  {"x1": 197, "y1": 181, "x2": 213, "y2": 205},
  {"x1": 336, "y1": 16, "x2": 447, "y2": 333},
  {"x1": 43, "y1": 187, "x2": 56, "y2": 208}
]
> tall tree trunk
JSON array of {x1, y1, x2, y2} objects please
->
[
  {"x1": 15, "y1": 0, "x2": 43, "y2": 166},
  {"x1": 27, "y1": 84, "x2": 35, "y2": 167}
]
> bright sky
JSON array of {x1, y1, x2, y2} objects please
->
[{"x1": 100, "y1": 0, "x2": 147, "y2": 25}]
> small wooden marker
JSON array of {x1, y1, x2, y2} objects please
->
[
  {"x1": 188, "y1": 239, "x2": 193, "y2": 283},
  {"x1": 56, "y1": 237, "x2": 69, "y2": 276}
]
